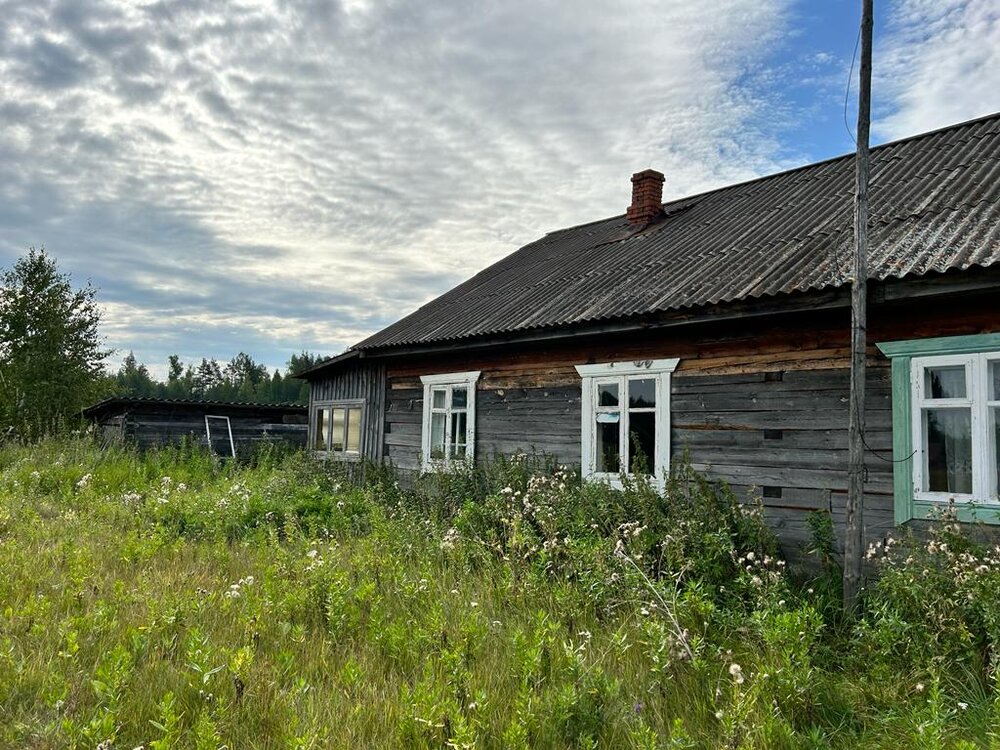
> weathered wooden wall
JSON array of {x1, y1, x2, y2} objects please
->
[
  {"x1": 371, "y1": 288, "x2": 1000, "y2": 560},
  {"x1": 309, "y1": 361, "x2": 386, "y2": 461},
  {"x1": 98, "y1": 407, "x2": 307, "y2": 454}
]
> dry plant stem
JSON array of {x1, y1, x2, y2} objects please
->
[{"x1": 615, "y1": 549, "x2": 694, "y2": 662}]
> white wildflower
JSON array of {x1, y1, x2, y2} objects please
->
[
  {"x1": 729, "y1": 663, "x2": 745, "y2": 685},
  {"x1": 440, "y1": 527, "x2": 460, "y2": 552}
]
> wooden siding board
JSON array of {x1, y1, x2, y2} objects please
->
[
  {"x1": 308, "y1": 361, "x2": 386, "y2": 461},
  {"x1": 324, "y1": 291, "x2": 1000, "y2": 552}
]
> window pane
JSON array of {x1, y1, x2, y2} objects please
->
[
  {"x1": 923, "y1": 408, "x2": 973, "y2": 493},
  {"x1": 597, "y1": 419, "x2": 620, "y2": 473},
  {"x1": 346, "y1": 407, "x2": 361, "y2": 452},
  {"x1": 331, "y1": 408, "x2": 345, "y2": 451},
  {"x1": 994, "y1": 407, "x2": 1000, "y2": 500},
  {"x1": 314, "y1": 409, "x2": 327, "y2": 450},
  {"x1": 925, "y1": 365, "x2": 967, "y2": 399},
  {"x1": 432, "y1": 388, "x2": 447, "y2": 409},
  {"x1": 598, "y1": 382, "x2": 619, "y2": 407},
  {"x1": 629, "y1": 412, "x2": 656, "y2": 474},
  {"x1": 991, "y1": 361, "x2": 1000, "y2": 401},
  {"x1": 430, "y1": 413, "x2": 447, "y2": 460},
  {"x1": 629, "y1": 378, "x2": 656, "y2": 408},
  {"x1": 452, "y1": 387, "x2": 468, "y2": 409},
  {"x1": 451, "y1": 411, "x2": 467, "y2": 459}
]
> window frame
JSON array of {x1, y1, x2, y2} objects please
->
[
  {"x1": 575, "y1": 358, "x2": 678, "y2": 489},
  {"x1": 419, "y1": 371, "x2": 481, "y2": 471},
  {"x1": 878, "y1": 333, "x2": 1000, "y2": 524},
  {"x1": 311, "y1": 399, "x2": 364, "y2": 460},
  {"x1": 204, "y1": 415, "x2": 236, "y2": 458}
]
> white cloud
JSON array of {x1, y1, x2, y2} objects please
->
[
  {"x1": 1, "y1": 0, "x2": 808, "y2": 372},
  {"x1": 876, "y1": 0, "x2": 1000, "y2": 139}
]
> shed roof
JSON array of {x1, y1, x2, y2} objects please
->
[
  {"x1": 83, "y1": 397, "x2": 306, "y2": 420},
  {"x1": 356, "y1": 112, "x2": 1000, "y2": 352}
]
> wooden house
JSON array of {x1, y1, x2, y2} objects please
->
[
  {"x1": 83, "y1": 397, "x2": 308, "y2": 456},
  {"x1": 297, "y1": 113, "x2": 1000, "y2": 560}
]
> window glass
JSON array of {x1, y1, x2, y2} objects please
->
[
  {"x1": 598, "y1": 382, "x2": 619, "y2": 407},
  {"x1": 629, "y1": 412, "x2": 656, "y2": 474},
  {"x1": 994, "y1": 408, "x2": 1000, "y2": 500},
  {"x1": 991, "y1": 361, "x2": 1000, "y2": 401},
  {"x1": 629, "y1": 378, "x2": 656, "y2": 408},
  {"x1": 331, "y1": 408, "x2": 345, "y2": 451},
  {"x1": 432, "y1": 388, "x2": 447, "y2": 409},
  {"x1": 451, "y1": 412, "x2": 467, "y2": 458},
  {"x1": 346, "y1": 407, "x2": 361, "y2": 452},
  {"x1": 597, "y1": 420, "x2": 620, "y2": 473},
  {"x1": 452, "y1": 387, "x2": 468, "y2": 409},
  {"x1": 314, "y1": 408, "x2": 328, "y2": 450},
  {"x1": 430, "y1": 412, "x2": 447, "y2": 459},
  {"x1": 925, "y1": 365, "x2": 967, "y2": 399},
  {"x1": 923, "y1": 408, "x2": 973, "y2": 493}
]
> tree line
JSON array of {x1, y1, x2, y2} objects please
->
[
  {"x1": 1, "y1": 248, "x2": 328, "y2": 439},
  {"x1": 109, "y1": 350, "x2": 321, "y2": 405}
]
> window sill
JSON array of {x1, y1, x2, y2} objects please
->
[
  {"x1": 909, "y1": 498, "x2": 1000, "y2": 524},
  {"x1": 313, "y1": 450, "x2": 361, "y2": 462},
  {"x1": 586, "y1": 472, "x2": 664, "y2": 491},
  {"x1": 421, "y1": 459, "x2": 473, "y2": 474}
]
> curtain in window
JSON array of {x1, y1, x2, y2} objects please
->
[{"x1": 924, "y1": 408, "x2": 973, "y2": 494}]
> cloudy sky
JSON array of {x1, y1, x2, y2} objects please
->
[{"x1": 1, "y1": 0, "x2": 998, "y2": 377}]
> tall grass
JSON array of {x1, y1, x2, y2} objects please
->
[{"x1": 0, "y1": 438, "x2": 996, "y2": 748}]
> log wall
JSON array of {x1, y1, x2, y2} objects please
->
[
  {"x1": 312, "y1": 283, "x2": 1000, "y2": 560},
  {"x1": 309, "y1": 360, "x2": 386, "y2": 461},
  {"x1": 97, "y1": 406, "x2": 307, "y2": 455}
]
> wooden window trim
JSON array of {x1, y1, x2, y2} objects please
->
[
  {"x1": 575, "y1": 358, "x2": 678, "y2": 489},
  {"x1": 310, "y1": 399, "x2": 364, "y2": 461},
  {"x1": 878, "y1": 334, "x2": 1000, "y2": 524},
  {"x1": 419, "y1": 371, "x2": 481, "y2": 471}
]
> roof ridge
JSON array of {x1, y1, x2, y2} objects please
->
[
  {"x1": 349, "y1": 110, "x2": 1000, "y2": 353},
  {"x1": 537, "y1": 111, "x2": 1000, "y2": 238}
]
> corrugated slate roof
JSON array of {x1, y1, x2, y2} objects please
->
[{"x1": 358, "y1": 113, "x2": 1000, "y2": 352}]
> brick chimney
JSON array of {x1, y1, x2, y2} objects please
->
[{"x1": 626, "y1": 169, "x2": 665, "y2": 226}]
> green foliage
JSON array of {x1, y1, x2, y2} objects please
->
[
  {"x1": 0, "y1": 247, "x2": 109, "y2": 437},
  {"x1": 109, "y1": 349, "x2": 314, "y2": 405},
  {"x1": 0, "y1": 438, "x2": 995, "y2": 748}
]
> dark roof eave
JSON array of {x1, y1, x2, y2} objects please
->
[
  {"x1": 82, "y1": 397, "x2": 307, "y2": 419},
  {"x1": 354, "y1": 283, "x2": 855, "y2": 359},
  {"x1": 292, "y1": 349, "x2": 362, "y2": 380},
  {"x1": 350, "y1": 263, "x2": 1000, "y2": 360}
]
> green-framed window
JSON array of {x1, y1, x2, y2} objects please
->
[{"x1": 878, "y1": 333, "x2": 1000, "y2": 524}]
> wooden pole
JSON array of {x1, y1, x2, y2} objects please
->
[{"x1": 844, "y1": 0, "x2": 873, "y2": 613}]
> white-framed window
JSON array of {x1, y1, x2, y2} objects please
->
[
  {"x1": 205, "y1": 415, "x2": 236, "y2": 458},
  {"x1": 911, "y1": 353, "x2": 1000, "y2": 504},
  {"x1": 312, "y1": 400, "x2": 363, "y2": 458},
  {"x1": 575, "y1": 359, "x2": 678, "y2": 487},
  {"x1": 420, "y1": 371, "x2": 480, "y2": 469}
]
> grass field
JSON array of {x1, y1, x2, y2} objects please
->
[{"x1": 1, "y1": 438, "x2": 998, "y2": 748}]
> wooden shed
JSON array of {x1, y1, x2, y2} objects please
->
[
  {"x1": 297, "y1": 112, "x2": 1000, "y2": 563},
  {"x1": 83, "y1": 397, "x2": 308, "y2": 456}
]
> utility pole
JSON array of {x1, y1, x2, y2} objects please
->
[{"x1": 844, "y1": 0, "x2": 873, "y2": 613}]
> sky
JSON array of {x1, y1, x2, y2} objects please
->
[{"x1": 1, "y1": 0, "x2": 998, "y2": 378}]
